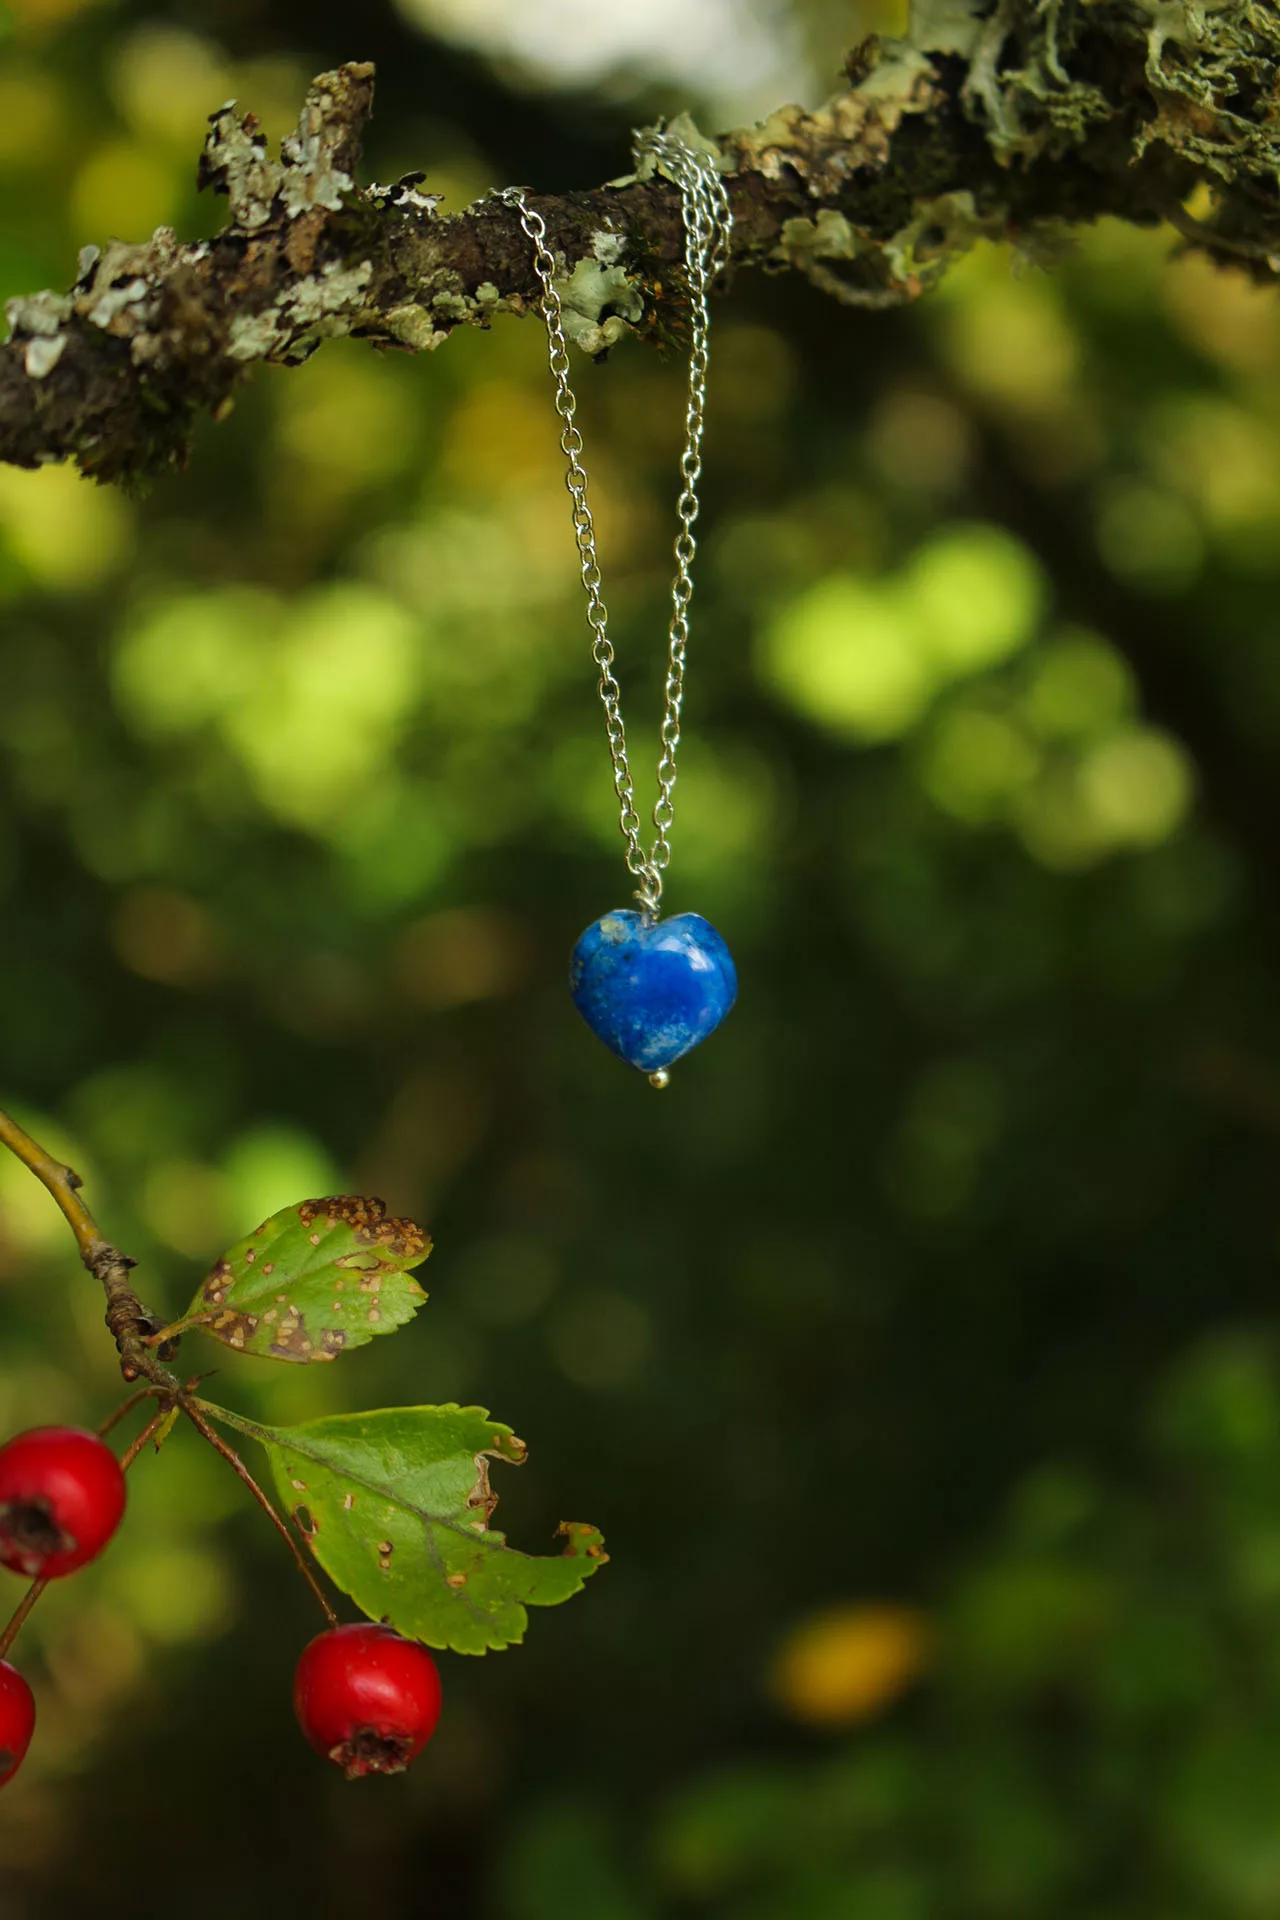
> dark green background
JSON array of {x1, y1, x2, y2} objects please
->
[{"x1": 1, "y1": 0, "x2": 1279, "y2": 1913}]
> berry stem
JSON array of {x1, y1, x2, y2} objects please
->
[
  {"x1": 180, "y1": 1400, "x2": 339, "y2": 1628},
  {"x1": 97, "y1": 1388, "x2": 152, "y2": 1438},
  {"x1": 119, "y1": 1406, "x2": 171, "y2": 1472},
  {"x1": 0, "y1": 1579, "x2": 46, "y2": 1663},
  {"x1": 0, "y1": 1105, "x2": 180, "y2": 1394}
]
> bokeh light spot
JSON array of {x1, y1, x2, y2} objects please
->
[
  {"x1": 1022, "y1": 632, "x2": 1134, "y2": 742},
  {"x1": 1077, "y1": 728, "x2": 1195, "y2": 848},
  {"x1": 71, "y1": 139, "x2": 177, "y2": 241},
  {"x1": 760, "y1": 575, "x2": 930, "y2": 742},
  {"x1": 114, "y1": 1543, "x2": 236, "y2": 1645},
  {"x1": 221, "y1": 1124, "x2": 340, "y2": 1231},
  {"x1": 906, "y1": 522, "x2": 1044, "y2": 674},
  {"x1": 0, "y1": 465, "x2": 131, "y2": 590},
  {"x1": 772, "y1": 1604, "x2": 932, "y2": 1727},
  {"x1": 392, "y1": 907, "x2": 529, "y2": 1010},
  {"x1": 110, "y1": 887, "x2": 221, "y2": 988},
  {"x1": 108, "y1": 25, "x2": 229, "y2": 148},
  {"x1": 142, "y1": 1159, "x2": 231, "y2": 1259},
  {"x1": 919, "y1": 706, "x2": 1041, "y2": 823}
]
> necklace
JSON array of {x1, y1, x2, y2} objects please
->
[{"x1": 495, "y1": 128, "x2": 737, "y2": 1090}]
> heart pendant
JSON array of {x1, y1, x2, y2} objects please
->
[{"x1": 570, "y1": 910, "x2": 737, "y2": 1078}]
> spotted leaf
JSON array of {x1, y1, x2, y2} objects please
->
[
  {"x1": 176, "y1": 1196, "x2": 430, "y2": 1362},
  {"x1": 208, "y1": 1402, "x2": 606, "y2": 1654}
]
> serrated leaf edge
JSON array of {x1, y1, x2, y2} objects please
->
[{"x1": 199, "y1": 1400, "x2": 603, "y2": 1562}]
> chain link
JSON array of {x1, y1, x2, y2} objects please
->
[{"x1": 492, "y1": 127, "x2": 732, "y2": 916}]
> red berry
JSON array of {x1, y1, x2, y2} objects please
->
[
  {"x1": 293, "y1": 1624, "x2": 442, "y2": 1778},
  {"x1": 0, "y1": 1427, "x2": 126, "y2": 1580},
  {"x1": 0, "y1": 1662, "x2": 34, "y2": 1787}
]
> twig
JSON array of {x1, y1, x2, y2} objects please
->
[
  {"x1": 0, "y1": 1107, "x2": 102, "y2": 1263},
  {"x1": 181, "y1": 1399, "x2": 338, "y2": 1628},
  {"x1": 1165, "y1": 200, "x2": 1280, "y2": 268},
  {"x1": 0, "y1": 1105, "x2": 179, "y2": 1393},
  {"x1": 792, "y1": 254, "x2": 921, "y2": 310}
]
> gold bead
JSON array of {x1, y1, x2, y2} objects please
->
[{"x1": 648, "y1": 1069, "x2": 671, "y2": 1090}]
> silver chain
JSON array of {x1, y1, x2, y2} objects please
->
[{"x1": 492, "y1": 128, "x2": 732, "y2": 917}]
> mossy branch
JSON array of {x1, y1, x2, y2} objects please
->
[{"x1": 1, "y1": 0, "x2": 1277, "y2": 484}]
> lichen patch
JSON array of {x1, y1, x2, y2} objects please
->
[
  {"x1": 6, "y1": 291, "x2": 72, "y2": 339},
  {"x1": 556, "y1": 249, "x2": 643, "y2": 356},
  {"x1": 24, "y1": 336, "x2": 65, "y2": 379}
]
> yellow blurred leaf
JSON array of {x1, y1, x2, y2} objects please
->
[{"x1": 771, "y1": 1603, "x2": 932, "y2": 1728}]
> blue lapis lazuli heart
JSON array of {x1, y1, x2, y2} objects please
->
[{"x1": 570, "y1": 910, "x2": 737, "y2": 1074}]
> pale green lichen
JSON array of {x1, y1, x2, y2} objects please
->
[
  {"x1": 898, "y1": 0, "x2": 1280, "y2": 182},
  {"x1": 778, "y1": 208, "x2": 860, "y2": 265},
  {"x1": 555, "y1": 237, "x2": 644, "y2": 355},
  {"x1": 1123, "y1": 0, "x2": 1280, "y2": 182},
  {"x1": 205, "y1": 104, "x2": 282, "y2": 231},
  {"x1": 283, "y1": 259, "x2": 373, "y2": 333},
  {"x1": 776, "y1": 191, "x2": 1009, "y2": 297},
  {"x1": 382, "y1": 274, "x2": 514, "y2": 347},
  {"x1": 383, "y1": 303, "x2": 448, "y2": 349},
  {"x1": 906, "y1": 0, "x2": 987, "y2": 55},
  {"x1": 633, "y1": 111, "x2": 724, "y2": 180},
  {"x1": 281, "y1": 159, "x2": 351, "y2": 219},
  {"x1": 429, "y1": 289, "x2": 473, "y2": 322},
  {"x1": 23, "y1": 335, "x2": 66, "y2": 378},
  {"x1": 226, "y1": 312, "x2": 284, "y2": 361},
  {"x1": 591, "y1": 231, "x2": 626, "y2": 268},
  {"x1": 733, "y1": 0, "x2": 1280, "y2": 302},
  {"x1": 6, "y1": 291, "x2": 72, "y2": 338},
  {"x1": 77, "y1": 233, "x2": 176, "y2": 343},
  {"x1": 226, "y1": 259, "x2": 373, "y2": 363},
  {"x1": 87, "y1": 277, "x2": 151, "y2": 330},
  {"x1": 881, "y1": 190, "x2": 1015, "y2": 283},
  {"x1": 725, "y1": 55, "x2": 935, "y2": 194},
  {"x1": 205, "y1": 76, "x2": 360, "y2": 230},
  {"x1": 279, "y1": 82, "x2": 354, "y2": 218}
]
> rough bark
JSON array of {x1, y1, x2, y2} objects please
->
[{"x1": 2, "y1": 0, "x2": 1278, "y2": 484}]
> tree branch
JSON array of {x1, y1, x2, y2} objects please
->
[
  {"x1": 0, "y1": 1106, "x2": 180, "y2": 1390},
  {"x1": 3, "y1": 0, "x2": 1279, "y2": 484}
]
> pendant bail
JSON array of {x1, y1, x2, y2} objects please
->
[{"x1": 633, "y1": 869, "x2": 663, "y2": 920}]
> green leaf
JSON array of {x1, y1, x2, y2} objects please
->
[
  {"x1": 208, "y1": 1401, "x2": 606, "y2": 1654},
  {"x1": 177, "y1": 1196, "x2": 430, "y2": 1362}
]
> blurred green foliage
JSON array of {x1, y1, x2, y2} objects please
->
[{"x1": 1, "y1": 0, "x2": 1279, "y2": 1914}]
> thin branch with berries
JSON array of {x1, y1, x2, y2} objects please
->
[{"x1": 0, "y1": 1101, "x2": 604, "y2": 1787}]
